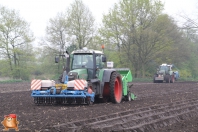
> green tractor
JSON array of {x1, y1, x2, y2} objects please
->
[
  {"x1": 153, "y1": 63, "x2": 179, "y2": 83},
  {"x1": 31, "y1": 47, "x2": 136, "y2": 104}
]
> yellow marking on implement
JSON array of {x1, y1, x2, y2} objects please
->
[{"x1": 55, "y1": 84, "x2": 67, "y2": 90}]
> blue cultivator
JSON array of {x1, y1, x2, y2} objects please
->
[{"x1": 31, "y1": 77, "x2": 95, "y2": 105}]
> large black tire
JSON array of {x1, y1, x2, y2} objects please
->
[
  {"x1": 165, "y1": 75, "x2": 170, "y2": 83},
  {"x1": 109, "y1": 72, "x2": 123, "y2": 103}
]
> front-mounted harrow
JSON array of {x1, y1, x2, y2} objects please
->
[{"x1": 31, "y1": 79, "x2": 95, "y2": 105}]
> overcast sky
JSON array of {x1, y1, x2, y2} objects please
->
[{"x1": 0, "y1": 0, "x2": 198, "y2": 45}]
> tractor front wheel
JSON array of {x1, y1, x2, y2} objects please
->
[{"x1": 109, "y1": 72, "x2": 123, "y2": 103}]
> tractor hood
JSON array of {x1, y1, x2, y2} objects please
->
[{"x1": 68, "y1": 69, "x2": 88, "y2": 81}]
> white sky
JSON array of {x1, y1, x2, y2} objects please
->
[
  {"x1": 0, "y1": 0, "x2": 197, "y2": 46},
  {"x1": 161, "y1": 0, "x2": 198, "y2": 25}
]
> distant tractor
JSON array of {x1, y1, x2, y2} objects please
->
[
  {"x1": 31, "y1": 47, "x2": 136, "y2": 105},
  {"x1": 153, "y1": 63, "x2": 179, "y2": 83}
]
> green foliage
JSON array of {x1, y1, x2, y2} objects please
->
[
  {"x1": 67, "y1": 45, "x2": 77, "y2": 53},
  {"x1": 99, "y1": 0, "x2": 179, "y2": 77},
  {"x1": 0, "y1": 60, "x2": 12, "y2": 77},
  {"x1": 38, "y1": 0, "x2": 96, "y2": 81},
  {"x1": 132, "y1": 78, "x2": 152, "y2": 82},
  {"x1": 0, "y1": 79, "x2": 23, "y2": 84},
  {"x1": 187, "y1": 44, "x2": 198, "y2": 79},
  {"x1": 98, "y1": 0, "x2": 197, "y2": 79},
  {"x1": 0, "y1": 5, "x2": 34, "y2": 80},
  {"x1": 1, "y1": 1, "x2": 198, "y2": 81},
  {"x1": 179, "y1": 77, "x2": 198, "y2": 82},
  {"x1": 179, "y1": 69, "x2": 192, "y2": 78}
]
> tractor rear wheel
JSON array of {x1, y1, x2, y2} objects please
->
[
  {"x1": 109, "y1": 72, "x2": 123, "y2": 103},
  {"x1": 165, "y1": 75, "x2": 170, "y2": 83}
]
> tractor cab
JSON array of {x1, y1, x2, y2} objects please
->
[
  {"x1": 68, "y1": 48, "x2": 106, "y2": 81},
  {"x1": 57, "y1": 48, "x2": 106, "y2": 82},
  {"x1": 158, "y1": 64, "x2": 173, "y2": 75}
]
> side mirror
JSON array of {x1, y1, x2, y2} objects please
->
[
  {"x1": 55, "y1": 56, "x2": 59, "y2": 63},
  {"x1": 102, "y1": 56, "x2": 106, "y2": 62},
  {"x1": 64, "y1": 50, "x2": 69, "y2": 58}
]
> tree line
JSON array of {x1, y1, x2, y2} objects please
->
[{"x1": 0, "y1": 0, "x2": 198, "y2": 80}]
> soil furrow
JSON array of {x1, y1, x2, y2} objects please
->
[
  {"x1": 1, "y1": 82, "x2": 198, "y2": 131},
  {"x1": 114, "y1": 109, "x2": 198, "y2": 132},
  {"x1": 50, "y1": 98, "x2": 198, "y2": 131},
  {"x1": 83, "y1": 105, "x2": 198, "y2": 132}
]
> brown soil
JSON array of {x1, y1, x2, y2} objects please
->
[{"x1": 0, "y1": 81, "x2": 198, "y2": 132}]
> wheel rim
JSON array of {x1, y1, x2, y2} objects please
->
[{"x1": 114, "y1": 77, "x2": 122, "y2": 102}]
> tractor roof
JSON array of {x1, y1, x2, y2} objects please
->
[
  {"x1": 161, "y1": 63, "x2": 173, "y2": 67},
  {"x1": 71, "y1": 48, "x2": 103, "y2": 54}
]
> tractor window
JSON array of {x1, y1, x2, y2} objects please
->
[
  {"x1": 96, "y1": 54, "x2": 105, "y2": 69},
  {"x1": 72, "y1": 54, "x2": 93, "y2": 69},
  {"x1": 160, "y1": 66, "x2": 168, "y2": 71}
]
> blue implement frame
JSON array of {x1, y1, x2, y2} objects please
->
[{"x1": 31, "y1": 87, "x2": 95, "y2": 102}]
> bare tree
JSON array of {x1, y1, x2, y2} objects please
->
[
  {"x1": 43, "y1": 0, "x2": 96, "y2": 75},
  {"x1": 66, "y1": 0, "x2": 95, "y2": 49},
  {"x1": 45, "y1": 12, "x2": 68, "y2": 55},
  {"x1": 44, "y1": 0, "x2": 95, "y2": 52}
]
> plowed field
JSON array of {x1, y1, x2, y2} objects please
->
[{"x1": 0, "y1": 81, "x2": 198, "y2": 132}]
